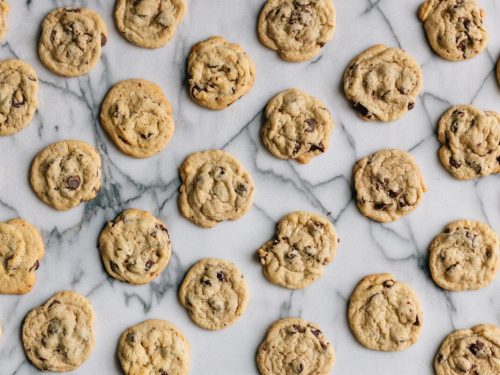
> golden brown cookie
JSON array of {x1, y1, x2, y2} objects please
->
[{"x1": 0, "y1": 0, "x2": 9, "y2": 41}]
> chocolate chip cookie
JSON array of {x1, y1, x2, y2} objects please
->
[
  {"x1": 178, "y1": 150, "x2": 255, "y2": 228},
  {"x1": 418, "y1": 0, "x2": 488, "y2": 61},
  {"x1": 343, "y1": 45, "x2": 423, "y2": 122},
  {"x1": 348, "y1": 273, "x2": 423, "y2": 351},
  {"x1": 115, "y1": 0, "x2": 186, "y2": 49},
  {"x1": 257, "y1": 317, "x2": 335, "y2": 375},
  {"x1": 99, "y1": 209, "x2": 171, "y2": 285},
  {"x1": 100, "y1": 79, "x2": 175, "y2": 158},
  {"x1": 0, "y1": 0, "x2": 9, "y2": 40},
  {"x1": 354, "y1": 149, "x2": 427, "y2": 222},
  {"x1": 429, "y1": 220, "x2": 499, "y2": 291},
  {"x1": 0, "y1": 59, "x2": 39, "y2": 136},
  {"x1": 0, "y1": 219, "x2": 44, "y2": 295},
  {"x1": 257, "y1": 211, "x2": 338, "y2": 289},
  {"x1": 187, "y1": 36, "x2": 255, "y2": 110},
  {"x1": 22, "y1": 291, "x2": 95, "y2": 372},
  {"x1": 179, "y1": 258, "x2": 248, "y2": 330},
  {"x1": 261, "y1": 89, "x2": 334, "y2": 163},
  {"x1": 38, "y1": 8, "x2": 108, "y2": 77},
  {"x1": 435, "y1": 324, "x2": 500, "y2": 375},
  {"x1": 258, "y1": 0, "x2": 336, "y2": 62},
  {"x1": 118, "y1": 319, "x2": 190, "y2": 375},
  {"x1": 437, "y1": 104, "x2": 500, "y2": 180},
  {"x1": 30, "y1": 140, "x2": 102, "y2": 211}
]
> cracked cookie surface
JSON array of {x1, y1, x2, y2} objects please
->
[
  {"x1": 343, "y1": 44, "x2": 422, "y2": 122},
  {"x1": 261, "y1": 89, "x2": 333, "y2": 163},
  {"x1": 100, "y1": 79, "x2": 175, "y2": 158},
  {"x1": 257, "y1": 317, "x2": 335, "y2": 375},
  {"x1": 178, "y1": 149, "x2": 254, "y2": 228},
  {"x1": 115, "y1": 0, "x2": 186, "y2": 48},
  {"x1": 354, "y1": 149, "x2": 427, "y2": 222},
  {"x1": 118, "y1": 319, "x2": 190, "y2": 375},
  {"x1": 0, "y1": 0, "x2": 9, "y2": 41},
  {"x1": 258, "y1": 211, "x2": 338, "y2": 289},
  {"x1": 435, "y1": 324, "x2": 500, "y2": 375},
  {"x1": 418, "y1": 0, "x2": 488, "y2": 61},
  {"x1": 30, "y1": 140, "x2": 102, "y2": 211},
  {"x1": 179, "y1": 258, "x2": 249, "y2": 330},
  {"x1": 99, "y1": 209, "x2": 171, "y2": 285},
  {"x1": 0, "y1": 59, "x2": 39, "y2": 136},
  {"x1": 258, "y1": 0, "x2": 336, "y2": 62},
  {"x1": 38, "y1": 7, "x2": 108, "y2": 77},
  {"x1": 187, "y1": 36, "x2": 255, "y2": 110},
  {"x1": 0, "y1": 219, "x2": 44, "y2": 295},
  {"x1": 437, "y1": 104, "x2": 500, "y2": 180},
  {"x1": 22, "y1": 291, "x2": 95, "y2": 372},
  {"x1": 348, "y1": 273, "x2": 423, "y2": 351},
  {"x1": 429, "y1": 220, "x2": 499, "y2": 291}
]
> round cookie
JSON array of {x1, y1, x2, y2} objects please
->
[
  {"x1": 22, "y1": 291, "x2": 95, "y2": 372},
  {"x1": 257, "y1": 317, "x2": 335, "y2": 375},
  {"x1": 178, "y1": 149, "x2": 255, "y2": 228},
  {"x1": 0, "y1": 218, "x2": 45, "y2": 295},
  {"x1": 429, "y1": 220, "x2": 499, "y2": 291},
  {"x1": 348, "y1": 273, "x2": 423, "y2": 351},
  {"x1": 418, "y1": 0, "x2": 488, "y2": 61},
  {"x1": 114, "y1": 0, "x2": 186, "y2": 49},
  {"x1": 100, "y1": 79, "x2": 175, "y2": 158},
  {"x1": 437, "y1": 105, "x2": 500, "y2": 180},
  {"x1": 435, "y1": 324, "x2": 500, "y2": 375},
  {"x1": 187, "y1": 36, "x2": 255, "y2": 110},
  {"x1": 343, "y1": 44, "x2": 423, "y2": 122},
  {"x1": 261, "y1": 89, "x2": 334, "y2": 164},
  {"x1": 353, "y1": 149, "x2": 427, "y2": 222},
  {"x1": 30, "y1": 140, "x2": 102, "y2": 211},
  {"x1": 38, "y1": 8, "x2": 108, "y2": 77},
  {"x1": 0, "y1": 59, "x2": 39, "y2": 136},
  {"x1": 178, "y1": 258, "x2": 249, "y2": 330},
  {"x1": 257, "y1": 0, "x2": 336, "y2": 62},
  {"x1": 118, "y1": 319, "x2": 190, "y2": 375},
  {"x1": 0, "y1": 0, "x2": 9, "y2": 41},
  {"x1": 99, "y1": 209, "x2": 171, "y2": 285},
  {"x1": 258, "y1": 211, "x2": 338, "y2": 289}
]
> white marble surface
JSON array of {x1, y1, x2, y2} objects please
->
[{"x1": 1, "y1": 0, "x2": 500, "y2": 374}]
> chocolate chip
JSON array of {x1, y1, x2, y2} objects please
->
[
  {"x1": 47, "y1": 320, "x2": 60, "y2": 334},
  {"x1": 12, "y1": 97, "x2": 25, "y2": 107},
  {"x1": 159, "y1": 370, "x2": 168, "y2": 375},
  {"x1": 462, "y1": 18, "x2": 472, "y2": 30},
  {"x1": 293, "y1": 143, "x2": 301, "y2": 155},
  {"x1": 126, "y1": 333, "x2": 135, "y2": 343},
  {"x1": 353, "y1": 102, "x2": 372, "y2": 118},
  {"x1": 413, "y1": 316, "x2": 420, "y2": 326},
  {"x1": 236, "y1": 184, "x2": 247, "y2": 195},
  {"x1": 29, "y1": 260, "x2": 40, "y2": 272},
  {"x1": 287, "y1": 247, "x2": 299, "y2": 259},
  {"x1": 469, "y1": 341, "x2": 484, "y2": 355},
  {"x1": 101, "y1": 33, "x2": 107, "y2": 46},
  {"x1": 449, "y1": 157, "x2": 461, "y2": 168},
  {"x1": 318, "y1": 42, "x2": 325, "y2": 47},
  {"x1": 202, "y1": 279, "x2": 212, "y2": 286},
  {"x1": 374, "y1": 202, "x2": 388, "y2": 210},
  {"x1": 155, "y1": 223, "x2": 168, "y2": 234},
  {"x1": 216, "y1": 271, "x2": 226, "y2": 282},
  {"x1": 408, "y1": 102, "x2": 415, "y2": 110},
  {"x1": 309, "y1": 142, "x2": 325, "y2": 152},
  {"x1": 383, "y1": 280, "x2": 394, "y2": 288},
  {"x1": 145, "y1": 260, "x2": 154, "y2": 271},
  {"x1": 304, "y1": 119, "x2": 317, "y2": 132},
  {"x1": 486, "y1": 249, "x2": 492, "y2": 258},
  {"x1": 67, "y1": 176, "x2": 81, "y2": 190},
  {"x1": 457, "y1": 39, "x2": 468, "y2": 52},
  {"x1": 110, "y1": 261, "x2": 120, "y2": 274},
  {"x1": 436, "y1": 353, "x2": 444, "y2": 363},
  {"x1": 310, "y1": 328, "x2": 322, "y2": 338},
  {"x1": 388, "y1": 190, "x2": 400, "y2": 198},
  {"x1": 497, "y1": 156, "x2": 500, "y2": 163}
]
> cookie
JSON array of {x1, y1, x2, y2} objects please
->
[
  {"x1": 0, "y1": 0, "x2": 9, "y2": 40},
  {"x1": 435, "y1": 324, "x2": 500, "y2": 375},
  {"x1": 115, "y1": 0, "x2": 186, "y2": 49},
  {"x1": 99, "y1": 209, "x2": 171, "y2": 285},
  {"x1": 22, "y1": 291, "x2": 95, "y2": 372},
  {"x1": 258, "y1": 0, "x2": 336, "y2": 62},
  {"x1": 187, "y1": 36, "x2": 255, "y2": 110},
  {"x1": 418, "y1": 0, "x2": 488, "y2": 61},
  {"x1": 0, "y1": 219, "x2": 44, "y2": 295},
  {"x1": 353, "y1": 149, "x2": 427, "y2": 222},
  {"x1": 178, "y1": 149, "x2": 254, "y2": 228},
  {"x1": 0, "y1": 59, "x2": 39, "y2": 136},
  {"x1": 343, "y1": 44, "x2": 423, "y2": 122},
  {"x1": 437, "y1": 105, "x2": 500, "y2": 180},
  {"x1": 348, "y1": 273, "x2": 423, "y2": 351},
  {"x1": 100, "y1": 79, "x2": 175, "y2": 158},
  {"x1": 38, "y1": 8, "x2": 108, "y2": 77},
  {"x1": 429, "y1": 220, "x2": 499, "y2": 291},
  {"x1": 179, "y1": 258, "x2": 249, "y2": 330},
  {"x1": 261, "y1": 89, "x2": 334, "y2": 163},
  {"x1": 257, "y1": 317, "x2": 335, "y2": 375},
  {"x1": 257, "y1": 211, "x2": 338, "y2": 289},
  {"x1": 118, "y1": 319, "x2": 190, "y2": 375},
  {"x1": 30, "y1": 140, "x2": 102, "y2": 211}
]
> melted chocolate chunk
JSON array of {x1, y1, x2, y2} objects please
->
[
  {"x1": 29, "y1": 260, "x2": 40, "y2": 272},
  {"x1": 469, "y1": 340, "x2": 484, "y2": 356},
  {"x1": 449, "y1": 157, "x2": 462, "y2": 168},
  {"x1": 309, "y1": 141, "x2": 325, "y2": 152},
  {"x1": 353, "y1": 102, "x2": 371, "y2": 118},
  {"x1": 145, "y1": 260, "x2": 154, "y2": 271},
  {"x1": 388, "y1": 190, "x2": 400, "y2": 198},
  {"x1": 67, "y1": 176, "x2": 81, "y2": 190},
  {"x1": 110, "y1": 261, "x2": 120, "y2": 274},
  {"x1": 101, "y1": 33, "x2": 107, "y2": 46},
  {"x1": 304, "y1": 118, "x2": 317, "y2": 132},
  {"x1": 216, "y1": 271, "x2": 226, "y2": 282},
  {"x1": 374, "y1": 202, "x2": 388, "y2": 211}
]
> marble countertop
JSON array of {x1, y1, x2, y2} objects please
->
[{"x1": 1, "y1": 0, "x2": 500, "y2": 374}]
